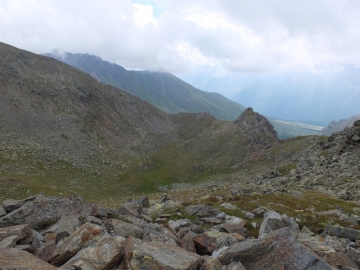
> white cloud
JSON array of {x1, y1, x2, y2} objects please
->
[
  {"x1": 132, "y1": 3, "x2": 158, "y2": 28},
  {"x1": 1, "y1": 0, "x2": 360, "y2": 75}
]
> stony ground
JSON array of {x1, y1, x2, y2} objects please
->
[{"x1": 1, "y1": 188, "x2": 360, "y2": 269}]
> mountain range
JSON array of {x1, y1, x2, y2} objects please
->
[
  {"x1": 181, "y1": 69, "x2": 360, "y2": 126},
  {"x1": 2, "y1": 42, "x2": 360, "y2": 269},
  {"x1": 43, "y1": 49, "x2": 246, "y2": 121}
]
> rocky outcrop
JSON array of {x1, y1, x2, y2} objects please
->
[
  {"x1": 234, "y1": 107, "x2": 278, "y2": 140},
  {"x1": 254, "y1": 120, "x2": 360, "y2": 201}
]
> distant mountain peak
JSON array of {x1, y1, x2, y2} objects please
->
[{"x1": 50, "y1": 48, "x2": 67, "y2": 60}]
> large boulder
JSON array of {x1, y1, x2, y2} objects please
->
[
  {"x1": 0, "y1": 247, "x2": 58, "y2": 270},
  {"x1": 62, "y1": 235, "x2": 126, "y2": 269},
  {"x1": 217, "y1": 227, "x2": 333, "y2": 270},
  {"x1": 130, "y1": 240, "x2": 202, "y2": 270},
  {"x1": 258, "y1": 210, "x2": 299, "y2": 238}
]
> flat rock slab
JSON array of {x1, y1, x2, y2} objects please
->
[
  {"x1": 218, "y1": 227, "x2": 334, "y2": 270},
  {"x1": 130, "y1": 241, "x2": 202, "y2": 270},
  {"x1": 0, "y1": 247, "x2": 58, "y2": 270}
]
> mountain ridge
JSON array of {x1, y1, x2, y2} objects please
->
[{"x1": 44, "y1": 49, "x2": 246, "y2": 121}]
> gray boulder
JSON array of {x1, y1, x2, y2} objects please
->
[
  {"x1": 218, "y1": 227, "x2": 333, "y2": 270},
  {"x1": 258, "y1": 210, "x2": 299, "y2": 238},
  {"x1": 325, "y1": 225, "x2": 360, "y2": 241}
]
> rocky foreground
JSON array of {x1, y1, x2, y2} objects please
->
[{"x1": 1, "y1": 193, "x2": 360, "y2": 269}]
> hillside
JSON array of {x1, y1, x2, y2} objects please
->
[
  {"x1": 44, "y1": 50, "x2": 246, "y2": 121},
  {"x1": 0, "y1": 42, "x2": 280, "y2": 202},
  {"x1": 0, "y1": 42, "x2": 176, "y2": 174},
  {"x1": 319, "y1": 114, "x2": 360, "y2": 135}
]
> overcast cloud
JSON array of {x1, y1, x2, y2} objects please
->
[{"x1": 1, "y1": 0, "x2": 360, "y2": 74}]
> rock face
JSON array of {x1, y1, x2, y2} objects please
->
[{"x1": 1, "y1": 195, "x2": 360, "y2": 269}]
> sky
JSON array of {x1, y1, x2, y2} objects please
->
[{"x1": 1, "y1": 0, "x2": 360, "y2": 76}]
